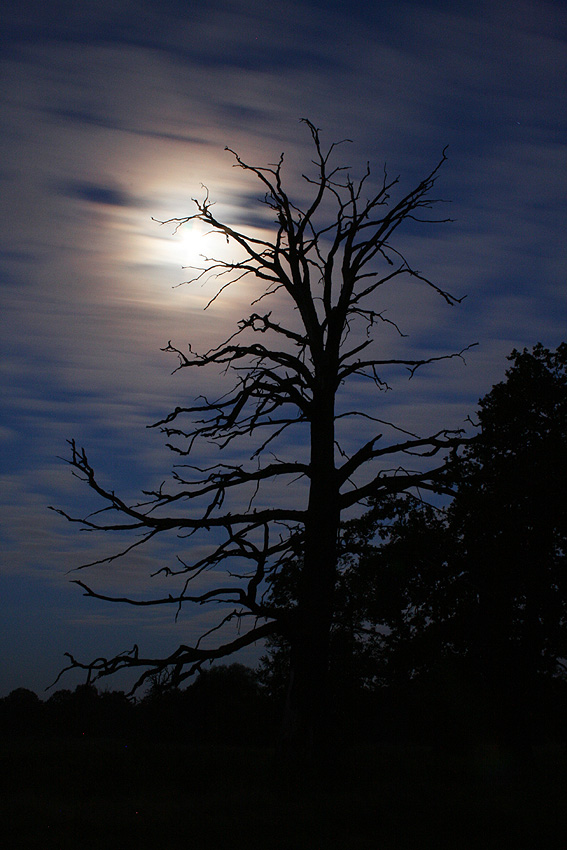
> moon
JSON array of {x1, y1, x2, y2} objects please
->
[{"x1": 171, "y1": 218, "x2": 210, "y2": 269}]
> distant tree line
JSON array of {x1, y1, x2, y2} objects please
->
[{"x1": 0, "y1": 665, "x2": 275, "y2": 745}]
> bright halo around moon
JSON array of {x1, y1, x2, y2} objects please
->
[
  {"x1": 140, "y1": 215, "x2": 215, "y2": 271},
  {"x1": 117, "y1": 197, "x2": 273, "y2": 311},
  {"x1": 170, "y1": 217, "x2": 210, "y2": 269},
  {"x1": 143, "y1": 214, "x2": 271, "y2": 308}
]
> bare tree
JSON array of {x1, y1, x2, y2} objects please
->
[{"x1": 52, "y1": 120, "x2": 473, "y2": 753}]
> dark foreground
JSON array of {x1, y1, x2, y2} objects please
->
[{"x1": 1, "y1": 738, "x2": 566, "y2": 849}]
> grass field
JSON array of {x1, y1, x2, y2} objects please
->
[{"x1": 1, "y1": 737, "x2": 566, "y2": 849}]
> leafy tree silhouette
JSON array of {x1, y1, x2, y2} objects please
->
[
  {"x1": 51, "y1": 120, "x2": 472, "y2": 754},
  {"x1": 351, "y1": 343, "x2": 567, "y2": 754},
  {"x1": 0, "y1": 688, "x2": 43, "y2": 735},
  {"x1": 447, "y1": 342, "x2": 567, "y2": 754}
]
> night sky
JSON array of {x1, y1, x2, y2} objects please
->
[{"x1": 1, "y1": 0, "x2": 566, "y2": 697}]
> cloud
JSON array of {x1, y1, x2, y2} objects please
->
[{"x1": 57, "y1": 180, "x2": 137, "y2": 207}]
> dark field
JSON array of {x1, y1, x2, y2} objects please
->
[{"x1": 1, "y1": 738, "x2": 566, "y2": 849}]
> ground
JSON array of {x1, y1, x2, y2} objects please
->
[{"x1": 1, "y1": 737, "x2": 565, "y2": 849}]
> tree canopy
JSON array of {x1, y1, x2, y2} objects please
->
[{"x1": 334, "y1": 343, "x2": 567, "y2": 750}]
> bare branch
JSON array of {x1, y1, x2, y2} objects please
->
[{"x1": 50, "y1": 619, "x2": 279, "y2": 693}]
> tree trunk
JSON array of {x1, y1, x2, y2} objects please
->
[{"x1": 280, "y1": 375, "x2": 339, "y2": 757}]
